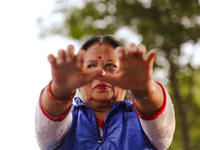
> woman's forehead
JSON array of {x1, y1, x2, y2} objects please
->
[
  {"x1": 85, "y1": 43, "x2": 115, "y2": 55},
  {"x1": 84, "y1": 43, "x2": 118, "y2": 63},
  {"x1": 84, "y1": 58, "x2": 117, "y2": 64}
]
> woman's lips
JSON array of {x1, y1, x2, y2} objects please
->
[{"x1": 95, "y1": 84, "x2": 110, "y2": 90}]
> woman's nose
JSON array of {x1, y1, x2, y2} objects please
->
[{"x1": 98, "y1": 64, "x2": 106, "y2": 75}]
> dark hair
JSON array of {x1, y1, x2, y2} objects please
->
[{"x1": 81, "y1": 35, "x2": 123, "y2": 50}]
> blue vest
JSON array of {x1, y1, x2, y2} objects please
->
[{"x1": 55, "y1": 97, "x2": 157, "y2": 150}]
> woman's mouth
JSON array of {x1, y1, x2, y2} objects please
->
[{"x1": 95, "y1": 84, "x2": 110, "y2": 90}]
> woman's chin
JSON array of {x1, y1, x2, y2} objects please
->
[
  {"x1": 93, "y1": 98, "x2": 111, "y2": 102},
  {"x1": 91, "y1": 92, "x2": 113, "y2": 102}
]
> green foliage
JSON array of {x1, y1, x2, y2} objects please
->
[
  {"x1": 167, "y1": 68, "x2": 200, "y2": 150},
  {"x1": 124, "y1": 90, "x2": 132, "y2": 100},
  {"x1": 38, "y1": 0, "x2": 200, "y2": 149}
]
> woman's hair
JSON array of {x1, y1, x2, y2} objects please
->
[{"x1": 81, "y1": 35, "x2": 123, "y2": 50}]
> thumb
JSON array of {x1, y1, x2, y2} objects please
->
[
  {"x1": 83, "y1": 68, "x2": 103, "y2": 83},
  {"x1": 146, "y1": 50, "x2": 157, "y2": 66},
  {"x1": 98, "y1": 72, "x2": 122, "y2": 85}
]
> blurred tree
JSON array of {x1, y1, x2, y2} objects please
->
[{"x1": 38, "y1": 0, "x2": 200, "y2": 149}]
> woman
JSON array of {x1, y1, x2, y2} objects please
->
[{"x1": 35, "y1": 36, "x2": 175, "y2": 150}]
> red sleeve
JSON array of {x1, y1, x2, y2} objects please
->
[
  {"x1": 132, "y1": 81, "x2": 167, "y2": 120},
  {"x1": 39, "y1": 87, "x2": 72, "y2": 122}
]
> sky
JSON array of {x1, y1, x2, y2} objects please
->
[
  {"x1": 0, "y1": 0, "x2": 76, "y2": 149},
  {"x1": 0, "y1": 1, "x2": 138, "y2": 149},
  {"x1": 0, "y1": 0, "x2": 199, "y2": 150}
]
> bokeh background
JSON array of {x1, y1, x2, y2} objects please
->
[{"x1": 1, "y1": 0, "x2": 200, "y2": 149}]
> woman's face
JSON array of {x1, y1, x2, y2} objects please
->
[{"x1": 79, "y1": 43, "x2": 126, "y2": 110}]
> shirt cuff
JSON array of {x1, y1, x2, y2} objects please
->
[
  {"x1": 39, "y1": 87, "x2": 72, "y2": 122},
  {"x1": 132, "y1": 81, "x2": 167, "y2": 120}
]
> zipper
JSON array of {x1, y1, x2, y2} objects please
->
[
  {"x1": 77, "y1": 100, "x2": 130, "y2": 144},
  {"x1": 78, "y1": 104, "x2": 102, "y2": 143},
  {"x1": 93, "y1": 111, "x2": 102, "y2": 143}
]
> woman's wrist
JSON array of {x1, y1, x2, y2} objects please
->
[
  {"x1": 130, "y1": 80, "x2": 155, "y2": 99},
  {"x1": 49, "y1": 80, "x2": 76, "y2": 103}
]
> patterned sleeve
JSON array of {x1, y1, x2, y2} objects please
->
[
  {"x1": 133, "y1": 83, "x2": 176, "y2": 150},
  {"x1": 35, "y1": 89, "x2": 73, "y2": 150}
]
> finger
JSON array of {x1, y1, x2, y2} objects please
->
[
  {"x1": 57, "y1": 49, "x2": 66, "y2": 65},
  {"x1": 47, "y1": 54, "x2": 56, "y2": 64},
  {"x1": 115, "y1": 46, "x2": 127, "y2": 60},
  {"x1": 47, "y1": 54, "x2": 57, "y2": 69},
  {"x1": 137, "y1": 44, "x2": 147, "y2": 59},
  {"x1": 76, "y1": 49, "x2": 86, "y2": 68},
  {"x1": 126, "y1": 43, "x2": 137, "y2": 57},
  {"x1": 83, "y1": 67, "x2": 103, "y2": 83},
  {"x1": 98, "y1": 72, "x2": 122, "y2": 85},
  {"x1": 145, "y1": 49, "x2": 157, "y2": 66},
  {"x1": 66, "y1": 45, "x2": 75, "y2": 63}
]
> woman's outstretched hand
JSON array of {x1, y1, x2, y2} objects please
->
[
  {"x1": 99, "y1": 43, "x2": 156, "y2": 95},
  {"x1": 47, "y1": 45, "x2": 102, "y2": 99},
  {"x1": 98, "y1": 43, "x2": 163, "y2": 116}
]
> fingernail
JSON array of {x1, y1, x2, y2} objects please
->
[
  {"x1": 67, "y1": 57, "x2": 71, "y2": 63},
  {"x1": 68, "y1": 45, "x2": 73, "y2": 50},
  {"x1": 138, "y1": 45, "x2": 143, "y2": 52},
  {"x1": 130, "y1": 43, "x2": 136, "y2": 48},
  {"x1": 116, "y1": 51, "x2": 123, "y2": 57},
  {"x1": 102, "y1": 70, "x2": 106, "y2": 75}
]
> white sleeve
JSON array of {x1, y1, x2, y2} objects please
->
[
  {"x1": 139, "y1": 91, "x2": 175, "y2": 150},
  {"x1": 35, "y1": 102, "x2": 72, "y2": 150}
]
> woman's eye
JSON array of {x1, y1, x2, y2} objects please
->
[
  {"x1": 87, "y1": 65, "x2": 96, "y2": 69},
  {"x1": 106, "y1": 64, "x2": 116, "y2": 68}
]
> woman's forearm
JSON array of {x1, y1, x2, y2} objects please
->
[
  {"x1": 41, "y1": 81, "x2": 75, "y2": 118},
  {"x1": 132, "y1": 81, "x2": 164, "y2": 117}
]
